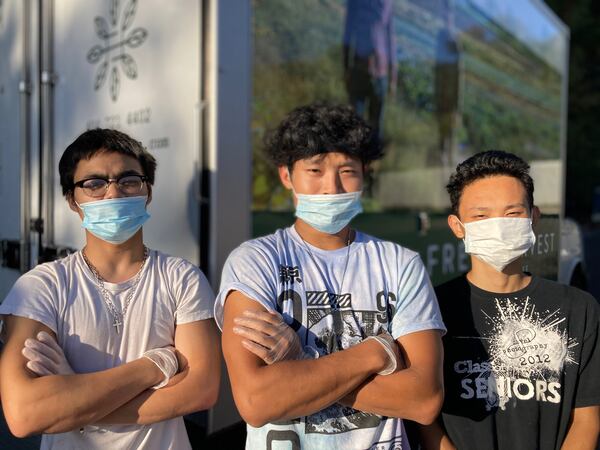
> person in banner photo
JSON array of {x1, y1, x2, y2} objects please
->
[
  {"x1": 418, "y1": 151, "x2": 600, "y2": 450},
  {"x1": 215, "y1": 104, "x2": 446, "y2": 449},
  {"x1": 0, "y1": 129, "x2": 220, "y2": 449},
  {"x1": 343, "y1": 0, "x2": 397, "y2": 141}
]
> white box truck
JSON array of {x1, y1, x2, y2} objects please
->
[{"x1": 0, "y1": 0, "x2": 584, "y2": 442}]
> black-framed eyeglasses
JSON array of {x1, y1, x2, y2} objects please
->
[{"x1": 74, "y1": 174, "x2": 148, "y2": 198}]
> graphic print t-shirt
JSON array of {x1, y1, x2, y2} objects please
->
[
  {"x1": 215, "y1": 226, "x2": 446, "y2": 450},
  {"x1": 436, "y1": 275, "x2": 600, "y2": 450}
]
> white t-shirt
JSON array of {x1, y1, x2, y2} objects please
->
[
  {"x1": 215, "y1": 226, "x2": 446, "y2": 450},
  {"x1": 0, "y1": 249, "x2": 215, "y2": 450}
]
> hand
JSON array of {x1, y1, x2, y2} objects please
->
[
  {"x1": 22, "y1": 331, "x2": 75, "y2": 376},
  {"x1": 364, "y1": 331, "x2": 402, "y2": 375},
  {"x1": 233, "y1": 310, "x2": 307, "y2": 364},
  {"x1": 142, "y1": 346, "x2": 179, "y2": 389}
]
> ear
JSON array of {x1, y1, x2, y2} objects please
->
[
  {"x1": 146, "y1": 185, "x2": 153, "y2": 206},
  {"x1": 531, "y1": 205, "x2": 541, "y2": 228},
  {"x1": 278, "y1": 165, "x2": 293, "y2": 190},
  {"x1": 448, "y1": 214, "x2": 465, "y2": 239},
  {"x1": 67, "y1": 193, "x2": 84, "y2": 219}
]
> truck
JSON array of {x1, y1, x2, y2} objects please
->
[{"x1": 0, "y1": 0, "x2": 580, "y2": 441}]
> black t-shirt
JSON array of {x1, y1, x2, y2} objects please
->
[{"x1": 436, "y1": 275, "x2": 600, "y2": 450}]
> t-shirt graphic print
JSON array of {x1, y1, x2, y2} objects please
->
[
  {"x1": 280, "y1": 274, "x2": 394, "y2": 436},
  {"x1": 437, "y1": 275, "x2": 600, "y2": 450},
  {"x1": 479, "y1": 295, "x2": 577, "y2": 410},
  {"x1": 215, "y1": 226, "x2": 446, "y2": 450}
]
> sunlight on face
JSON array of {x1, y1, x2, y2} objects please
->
[
  {"x1": 281, "y1": 152, "x2": 364, "y2": 196},
  {"x1": 458, "y1": 175, "x2": 531, "y2": 223}
]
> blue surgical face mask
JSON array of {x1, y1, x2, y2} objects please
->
[
  {"x1": 77, "y1": 196, "x2": 150, "y2": 244},
  {"x1": 294, "y1": 191, "x2": 363, "y2": 234}
]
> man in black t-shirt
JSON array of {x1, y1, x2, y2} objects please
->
[{"x1": 418, "y1": 151, "x2": 600, "y2": 450}]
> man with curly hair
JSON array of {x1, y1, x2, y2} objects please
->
[{"x1": 214, "y1": 104, "x2": 446, "y2": 449}]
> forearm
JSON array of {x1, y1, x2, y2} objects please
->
[
  {"x1": 97, "y1": 368, "x2": 219, "y2": 425},
  {"x1": 561, "y1": 406, "x2": 600, "y2": 450},
  {"x1": 418, "y1": 420, "x2": 457, "y2": 450},
  {"x1": 339, "y1": 366, "x2": 443, "y2": 423},
  {"x1": 2, "y1": 358, "x2": 161, "y2": 436},
  {"x1": 339, "y1": 330, "x2": 444, "y2": 424},
  {"x1": 561, "y1": 423, "x2": 599, "y2": 450},
  {"x1": 228, "y1": 340, "x2": 384, "y2": 427},
  {"x1": 97, "y1": 319, "x2": 221, "y2": 425}
]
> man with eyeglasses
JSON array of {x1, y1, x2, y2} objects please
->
[{"x1": 0, "y1": 128, "x2": 220, "y2": 449}]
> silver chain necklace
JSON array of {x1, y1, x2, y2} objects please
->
[{"x1": 81, "y1": 247, "x2": 149, "y2": 334}]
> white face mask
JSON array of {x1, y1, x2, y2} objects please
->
[{"x1": 461, "y1": 217, "x2": 536, "y2": 272}]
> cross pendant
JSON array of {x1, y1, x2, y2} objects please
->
[{"x1": 113, "y1": 318, "x2": 122, "y2": 334}]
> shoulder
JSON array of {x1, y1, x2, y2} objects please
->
[
  {"x1": 0, "y1": 254, "x2": 80, "y2": 324},
  {"x1": 355, "y1": 230, "x2": 421, "y2": 263},
  {"x1": 150, "y1": 249, "x2": 209, "y2": 282},
  {"x1": 149, "y1": 250, "x2": 215, "y2": 307},
  {"x1": 225, "y1": 228, "x2": 293, "y2": 266},
  {"x1": 13, "y1": 252, "x2": 80, "y2": 288},
  {"x1": 434, "y1": 275, "x2": 469, "y2": 299},
  {"x1": 534, "y1": 277, "x2": 599, "y2": 313},
  {"x1": 151, "y1": 249, "x2": 197, "y2": 271}
]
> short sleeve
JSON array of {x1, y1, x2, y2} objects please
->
[
  {"x1": 0, "y1": 264, "x2": 60, "y2": 334},
  {"x1": 574, "y1": 295, "x2": 600, "y2": 408},
  {"x1": 390, "y1": 255, "x2": 446, "y2": 339},
  {"x1": 214, "y1": 243, "x2": 278, "y2": 330},
  {"x1": 171, "y1": 260, "x2": 215, "y2": 325}
]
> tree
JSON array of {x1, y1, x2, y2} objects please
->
[{"x1": 545, "y1": 0, "x2": 600, "y2": 222}]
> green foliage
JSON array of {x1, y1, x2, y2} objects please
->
[
  {"x1": 545, "y1": 0, "x2": 600, "y2": 222},
  {"x1": 252, "y1": 0, "x2": 565, "y2": 213}
]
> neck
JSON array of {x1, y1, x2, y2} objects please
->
[
  {"x1": 294, "y1": 220, "x2": 353, "y2": 250},
  {"x1": 83, "y1": 230, "x2": 146, "y2": 283},
  {"x1": 466, "y1": 257, "x2": 531, "y2": 294}
]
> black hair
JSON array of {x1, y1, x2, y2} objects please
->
[
  {"x1": 446, "y1": 150, "x2": 535, "y2": 216},
  {"x1": 264, "y1": 103, "x2": 383, "y2": 169},
  {"x1": 59, "y1": 128, "x2": 157, "y2": 197}
]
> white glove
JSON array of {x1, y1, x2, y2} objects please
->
[
  {"x1": 143, "y1": 346, "x2": 179, "y2": 389},
  {"x1": 22, "y1": 331, "x2": 74, "y2": 376},
  {"x1": 364, "y1": 331, "x2": 400, "y2": 376},
  {"x1": 233, "y1": 310, "x2": 316, "y2": 364}
]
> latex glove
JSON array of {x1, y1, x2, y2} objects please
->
[
  {"x1": 364, "y1": 331, "x2": 401, "y2": 375},
  {"x1": 233, "y1": 310, "x2": 315, "y2": 364},
  {"x1": 22, "y1": 331, "x2": 74, "y2": 376},
  {"x1": 143, "y1": 346, "x2": 179, "y2": 389}
]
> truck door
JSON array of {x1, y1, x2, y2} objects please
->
[
  {"x1": 48, "y1": 0, "x2": 205, "y2": 266},
  {"x1": 0, "y1": 0, "x2": 38, "y2": 299}
]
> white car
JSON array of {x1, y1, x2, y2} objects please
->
[{"x1": 559, "y1": 218, "x2": 588, "y2": 289}]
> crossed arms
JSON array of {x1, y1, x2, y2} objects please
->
[
  {"x1": 222, "y1": 290, "x2": 444, "y2": 428},
  {"x1": 0, "y1": 314, "x2": 220, "y2": 437}
]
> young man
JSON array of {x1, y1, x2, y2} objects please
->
[
  {"x1": 419, "y1": 151, "x2": 600, "y2": 449},
  {"x1": 215, "y1": 104, "x2": 446, "y2": 449},
  {"x1": 0, "y1": 129, "x2": 220, "y2": 449}
]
